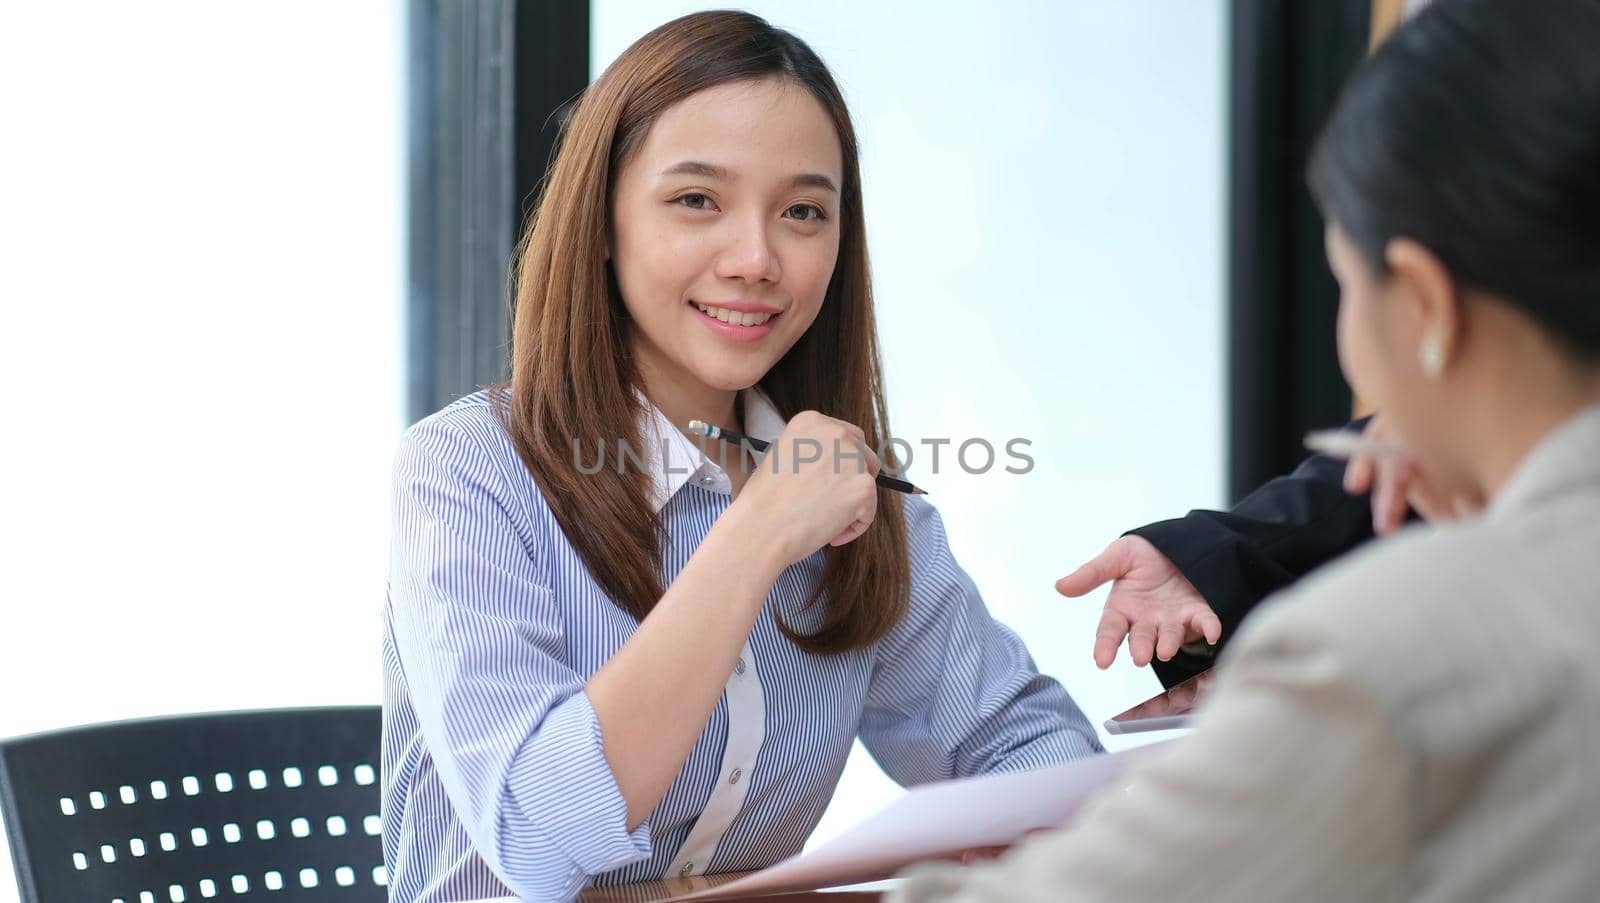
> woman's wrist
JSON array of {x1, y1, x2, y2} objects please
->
[{"x1": 705, "y1": 498, "x2": 794, "y2": 590}]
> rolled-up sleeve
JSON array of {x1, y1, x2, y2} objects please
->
[
  {"x1": 387, "y1": 418, "x2": 651, "y2": 899},
  {"x1": 860, "y1": 499, "x2": 1103, "y2": 786}
]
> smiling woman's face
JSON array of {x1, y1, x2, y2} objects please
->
[{"x1": 609, "y1": 77, "x2": 844, "y2": 399}]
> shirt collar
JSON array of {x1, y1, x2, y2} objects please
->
[{"x1": 638, "y1": 386, "x2": 788, "y2": 513}]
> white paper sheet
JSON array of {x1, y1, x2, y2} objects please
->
[{"x1": 667, "y1": 743, "x2": 1169, "y2": 900}]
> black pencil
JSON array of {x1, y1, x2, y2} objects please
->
[{"x1": 686, "y1": 420, "x2": 927, "y2": 495}]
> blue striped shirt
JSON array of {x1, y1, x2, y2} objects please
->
[{"x1": 381, "y1": 389, "x2": 1102, "y2": 902}]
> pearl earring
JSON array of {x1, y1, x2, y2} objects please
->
[{"x1": 1419, "y1": 338, "x2": 1445, "y2": 379}]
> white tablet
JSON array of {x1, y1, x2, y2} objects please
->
[{"x1": 1103, "y1": 668, "x2": 1215, "y2": 734}]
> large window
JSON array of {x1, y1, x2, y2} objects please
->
[{"x1": 0, "y1": 2, "x2": 404, "y2": 889}]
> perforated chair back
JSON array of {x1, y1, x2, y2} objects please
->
[{"x1": 0, "y1": 707, "x2": 385, "y2": 903}]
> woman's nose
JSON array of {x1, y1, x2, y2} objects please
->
[{"x1": 714, "y1": 218, "x2": 781, "y2": 284}]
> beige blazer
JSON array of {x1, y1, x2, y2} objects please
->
[{"x1": 895, "y1": 407, "x2": 1600, "y2": 903}]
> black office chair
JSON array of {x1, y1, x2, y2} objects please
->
[{"x1": 0, "y1": 707, "x2": 386, "y2": 903}]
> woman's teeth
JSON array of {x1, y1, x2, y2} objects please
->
[{"x1": 694, "y1": 303, "x2": 773, "y2": 326}]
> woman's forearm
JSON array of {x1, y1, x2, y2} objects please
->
[{"x1": 585, "y1": 503, "x2": 787, "y2": 829}]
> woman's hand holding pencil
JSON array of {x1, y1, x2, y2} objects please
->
[
  {"x1": 1305, "y1": 415, "x2": 1482, "y2": 534},
  {"x1": 689, "y1": 418, "x2": 926, "y2": 496},
  {"x1": 710, "y1": 411, "x2": 884, "y2": 564}
]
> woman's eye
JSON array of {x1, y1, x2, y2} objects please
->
[
  {"x1": 674, "y1": 193, "x2": 716, "y2": 211},
  {"x1": 786, "y1": 203, "x2": 827, "y2": 223}
]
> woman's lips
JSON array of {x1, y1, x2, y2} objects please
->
[{"x1": 689, "y1": 301, "x2": 780, "y2": 342}]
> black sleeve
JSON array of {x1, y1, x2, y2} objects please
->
[{"x1": 1130, "y1": 419, "x2": 1380, "y2": 687}]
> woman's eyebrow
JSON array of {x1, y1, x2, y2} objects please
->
[
  {"x1": 660, "y1": 160, "x2": 730, "y2": 180},
  {"x1": 659, "y1": 160, "x2": 838, "y2": 194},
  {"x1": 788, "y1": 173, "x2": 838, "y2": 194}
]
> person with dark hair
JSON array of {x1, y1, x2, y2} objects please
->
[
  {"x1": 896, "y1": 0, "x2": 1600, "y2": 898},
  {"x1": 381, "y1": 10, "x2": 1100, "y2": 902}
]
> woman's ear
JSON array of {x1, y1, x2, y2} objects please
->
[{"x1": 1385, "y1": 237, "x2": 1461, "y2": 379}]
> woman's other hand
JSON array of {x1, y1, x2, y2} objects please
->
[{"x1": 1341, "y1": 415, "x2": 1483, "y2": 534}]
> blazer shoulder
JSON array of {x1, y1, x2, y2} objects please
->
[{"x1": 1231, "y1": 516, "x2": 1580, "y2": 722}]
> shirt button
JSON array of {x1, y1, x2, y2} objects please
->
[
  {"x1": 729, "y1": 768, "x2": 743, "y2": 786},
  {"x1": 734, "y1": 657, "x2": 746, "y2": 676},
  {"x1": 680, "y1": 862, "x2": 695, "y2": 876}
]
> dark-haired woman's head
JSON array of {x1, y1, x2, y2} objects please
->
[{"x1": 1309, "y1": 0, "x2": 1600, "y2": 498}]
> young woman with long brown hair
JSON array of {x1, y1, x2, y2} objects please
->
[{"x1": 381, "y1": 11, "x2": 1100, "y2": 902}]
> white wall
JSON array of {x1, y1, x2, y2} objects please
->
[
  {"x1": 593, "y1": 1, "x2": 1227, "y2": 846},
  {"x1": 0, "y1": 1, "x2": 404, "y2": 894}
]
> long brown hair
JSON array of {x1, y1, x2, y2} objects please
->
[{"x1": 497, "y1": 10, "x2": 909, "y2": 654}]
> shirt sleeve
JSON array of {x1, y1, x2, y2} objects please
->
[
  {"x1": 386, "y1": 416, "x2": 651, "y2": 900},
  {"x1": 887, "y1": 586, "x2": 1412, "y2": 903},
  {"x1": 859, "y1": 498, "x2": 1103, "y2": 786}
]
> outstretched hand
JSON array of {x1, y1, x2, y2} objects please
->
[{"x1": 1057, "y1": 535, "x2": 1221, "y2": 669}]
